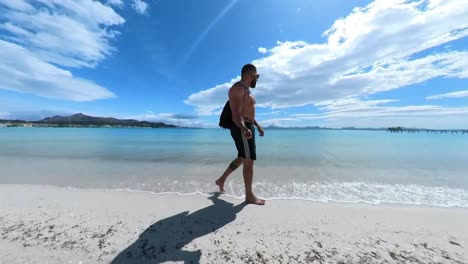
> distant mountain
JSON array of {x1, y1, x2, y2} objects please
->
[{"x1": 1, "y1": 113, "x2": 177, "y2": 128}]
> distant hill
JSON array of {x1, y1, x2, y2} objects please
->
[{"x1": 0, "y1": 113, "x2": 177, "y2": 128}]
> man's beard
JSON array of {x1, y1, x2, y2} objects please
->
[{"x1": 250, "y1": 80, "x2": 257, "y2": 88}]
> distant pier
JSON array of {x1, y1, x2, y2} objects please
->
[{"x1": 387, "y1": 127, "x2": 468, "y2": 134}]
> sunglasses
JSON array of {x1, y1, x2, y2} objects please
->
[{"x1": 254, "y1": 73, "x2": 260, "y2": 80}]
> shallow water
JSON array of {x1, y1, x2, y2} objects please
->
[{"x1": 1, "y1": 127, "x2": 467, "y2": 207}]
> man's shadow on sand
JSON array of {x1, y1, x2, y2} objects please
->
[{"x1": 111, "y1": 192, "x2": 246, "y2": 264}]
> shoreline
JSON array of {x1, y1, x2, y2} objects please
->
[
  {"x1": 2, "y1": 183, "x2": 468, "y2": 209},
  {"x1": 1, "y1": 184, "x2": 467, "y2": 263}
]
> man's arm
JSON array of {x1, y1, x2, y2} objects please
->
[
  {"x1": 228, "y1": 84, "x2": 249, "y2": 134},
  {"x1": 253, "y1": 119, "x2": 264, "y2": 137},
  {"x1": 253, "y1": 119, "x2": 261, "y2": 129}
]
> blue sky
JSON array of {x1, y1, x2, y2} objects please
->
[{"x1": 0, "y1": 0, "x2": 467, "y2": 128}]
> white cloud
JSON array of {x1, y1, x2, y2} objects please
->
[
  {"x1": 132, "y1": 0, "x2": 148, "y2": 15},
  {"x1": 258, "y1": 47, "x2": 268, "y2": 54},
  {"x1": 259, "y1": 98, "x2": 468, "y2": 129},
  {"x1": 185, "y1": 77, "x2": 240, "y2": 115},
  {"x1": 129, "y1": 112, "x2": 206, "y2": 127},
  {"x1": 294, "y1": 99, "x2": 468, "y2": 120},
  {"x1": 317, "y1": 104, "x2": 468, "y2": 129},
  {"x1": 0, "y1": 0, "x2": 33, "y2": 11},
  {"x1": 257, "y1": 111, "x2": 283, "y2": 116},
  {"x1": 107, "y1": 0, "x2": 149, "y2": 15},
  {"x1": 0, "y1": 111, "x2": 9, "y2": 119},
  {"x1": 258, "y1": 117, "x2": 301, "y2": 128},
  {"x1": 185, "y1": 0, "x2": 468, "y2": 121},
  {"x1": 315, "y1": 98, "x2": 398, "y2": 112},
  {"x1": 1, "y1": 0, "x2": 125, "y2": 68},
  {"x1": 0, "y1": 0, "x2": 124, "y2": 101},
  {"x1": 107, "y1": 0, "x2": 124, "y2": 8},
  {"x1": 0, "y1": 40, "x2": 116, "y2": 101},
  {"x1": 427, "y1": 90, "x2": 468, "y2": 100}
]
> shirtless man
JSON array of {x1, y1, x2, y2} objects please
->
[{"x1": 215, "y1": 64, "x2": 265, "y2": 205}]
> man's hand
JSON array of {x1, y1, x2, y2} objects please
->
[
  {"x1": 242, "y1": 129, "x2": 253, "y2": 139},
  {"x1": 258, "y1": 127, "x2": 264, "y2": 137}
]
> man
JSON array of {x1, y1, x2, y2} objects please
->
[{"x1": 215, "y1": 64, "x2": 265, "y2": 205}]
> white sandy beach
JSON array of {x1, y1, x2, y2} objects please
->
[{"x1": 0, "y1": 184, "x2": 467, "y2": 263}]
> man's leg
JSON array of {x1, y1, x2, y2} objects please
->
[
  {"x1": 243, "y1": 159, "x2": 265, "y2": 205},
  {"x1": 215, "y1": 157, "x2": 244, "y2": 192}
]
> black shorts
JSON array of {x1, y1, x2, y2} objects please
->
[{"x1": 230, "y1": 122, "x2": 256, "y2": 160}]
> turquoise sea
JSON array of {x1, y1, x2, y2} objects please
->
[{"x1": 1, "y1": 127, "x2": 467, "y2": 207}]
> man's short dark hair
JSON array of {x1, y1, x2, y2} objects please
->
[{"x1": 241, "y1": 64, "x2": 256, "y2": 76}]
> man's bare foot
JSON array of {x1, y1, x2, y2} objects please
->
[
  {"x1": 215, "y1": 179, "x2": 225, "y2": 193},
  {"x1": 245, "y1": 196, "x2": 266, "y2": 205}
]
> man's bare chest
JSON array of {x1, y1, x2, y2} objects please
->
[{"x1": 243, "y1": 92, "x2": 255, "y2": 107}]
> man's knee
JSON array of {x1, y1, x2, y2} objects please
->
[{"x1": 243, "y1": 159, "x2": 254, "y2": 167}]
